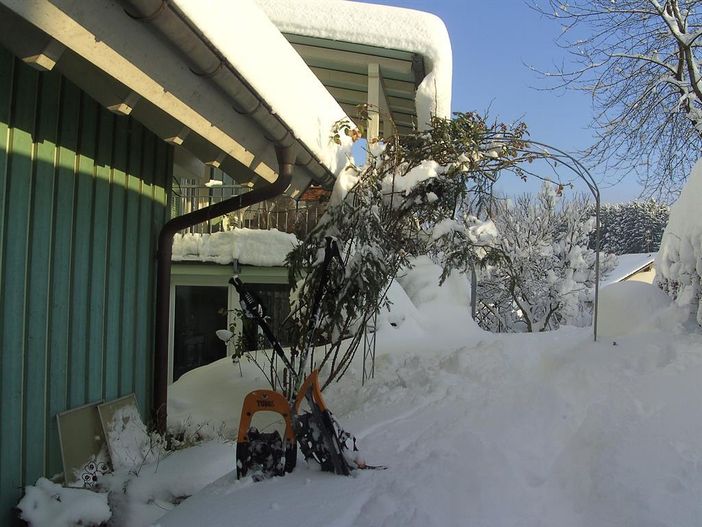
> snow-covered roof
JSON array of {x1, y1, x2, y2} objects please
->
[
  {"x1": 603, "y1": 253, "x2": 656, "y2": 286},
  {"x1": 255, "y1": 0, "x2": 452, "y2": 130},
  {"x1": 174, "y1": 0, "x2": 353, "y2": 177},
  {"x1": 172, "y1": 229, "x2": 299, "y2": 267}
]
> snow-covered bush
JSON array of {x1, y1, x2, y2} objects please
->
[
  {"x1": 437, "y1": 183, "x2": 616, "y2": 332},
  {"x1": 656, "y1": 159, "x2": 702, "y2": 326},
  {"x1": 286, "y1": 112, "x2": 537, "y2": 390}
]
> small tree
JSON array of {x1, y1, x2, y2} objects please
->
[
  {"x1": 238, "y1": 111, "x2": 605, "y2": 391},
  {"x1": 285, "y1": 112, "x2": 537, "y2": 389},
  {"x1": 436, "y1": 183, "x2": 616, "y2": 332}
]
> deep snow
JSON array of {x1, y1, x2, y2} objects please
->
[
  {"x1": 158, "y1": 266, "x2": 701, "y2": 527},
  {"x1": 657, "y1": 158, "x2": 702, "y2": 325},
  {"x1": 18, "y1": 261, "x2": 702, "y2": 527}
]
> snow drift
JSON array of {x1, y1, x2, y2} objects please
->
[
  {"x1": 18, "y1": 257, "x2": 702, "y2": 527},
  {"x1": 656, "y1": 159, "x2": 702, "y2": 325}
]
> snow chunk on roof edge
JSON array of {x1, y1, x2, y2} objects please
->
[{"x1": 173, "y1": 229, "x2": 299, "y2": 267}]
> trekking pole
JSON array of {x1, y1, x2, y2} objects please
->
[
  {"x1": 229, "y1": 276, "x2": 296, "y2": 375},
  {"x1": 293, "y1": 237, "x2": 343, "y2": 393}
]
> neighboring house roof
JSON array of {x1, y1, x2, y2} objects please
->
[
  {"x1": 604, "y1": 253, "x2": 656, "y2": 286},
  {"x1": 0, "y1": 0, "x2": 354, "y2": 192},
  {"x1": 257, "y1": 0, "x2": 452, "y2": 133}
]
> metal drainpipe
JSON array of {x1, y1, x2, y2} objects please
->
[{"x1": 153, "y1": 147, "x2": 294, "y2": 432}]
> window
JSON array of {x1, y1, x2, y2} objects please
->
[
  {"x1": 173, "y1": 285, "x2": 228, "y2": 381},
  {"x1": 241, "y1": 283, "x2": 292, "y2": 351}
]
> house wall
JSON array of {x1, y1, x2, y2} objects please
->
[
  {"x1": 626, "y1": 267, "x2": 656, "y2": 285},
  {"x1": 0, "y1": 46, "x2": 171, "y2": 522}
]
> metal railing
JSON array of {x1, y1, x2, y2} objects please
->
[{"x1": 172, "y1": 182, "x2": 325, "y2": 236}]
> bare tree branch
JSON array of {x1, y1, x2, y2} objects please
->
[{"x1": 531, "y1": 0, "x2": 702, "y2": 199}]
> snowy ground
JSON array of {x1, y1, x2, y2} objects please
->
[
  {"x1": 156, "y1": 267, "x2": 702, "y2": 527},
  {"x1": 19, "y1": 262, "x2": 702, "y2": 526},
  {"x1": 160, "y1": 336, "x2": 702, "y2": 527}
]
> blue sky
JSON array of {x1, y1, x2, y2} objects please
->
[{"x1": 359, "y1": 0, "x2": 643, "y2": 203}]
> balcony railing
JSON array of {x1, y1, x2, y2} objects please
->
[{"x1": 172, "y1": 182, "x2": 325, "y2": 237}]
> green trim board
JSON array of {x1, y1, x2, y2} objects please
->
[
  {"x1": 239, "y1": 265, "x2": 289, "y2": 285},
  {"x1": 172, "y1": 261, "x2": 289, "y2": 285},
  {"x1": 283, "y1": 33, "x2": 418, "y2": 62},
  {"x1": 308, "y1": 66, "x2": 415, "y2": 101},
  {"x1": 282, "y1": 34, "x2": 421, "y2": 136},
  {"x1": 172, "y1": 261, "x2": 236, "y2": 282}
]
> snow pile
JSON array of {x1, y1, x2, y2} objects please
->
[
  {"x1": 256, "y1": 0, "x2": 453, "y2": 129},
  {"x1": 397, "y1": 256, "x2": 471, "y2": 316},
  {"x1": 19, "y1": 248, "x2": 687, "y2": 527},
  {"x1": 598, "y1": 281, "x2": 686, "y2": 337},
  {"x1": 172, "y1": 228, "x2": 299, "y2": 266},
  {"x1": 105, "y1": 405, "x2": 164, "y2": 471},
  {"x1": 656, "y1": 159, "x2": 702, "y2": 324},
  {"x1": 157, "y1": 288, "x2": 702, "y2": 527},
  {"x1": 18, "y1": 441, "x2": 233, "y2": 527},
  {"x1": 17, "y1": 478, "x2": 111, "y2": 527},
  {"x1": 102, "y1": 441, "x2": 235, "y2": 527},
  {"x1": 168, "y1": 355, "x2": 279, "y2": 436},
  {"x1": 376, "y1": 279, "x2": 423, "y2": 334},
  {"x1": 173, "y1": 0, "x2": 353, "y2": 175},
  {"x1": 376, "y1": 255, "x2": 476, "y2": 340}
]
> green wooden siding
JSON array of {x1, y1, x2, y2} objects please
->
[{"x1": 0, "y1": 47, "x2": 171, "y2": 523}]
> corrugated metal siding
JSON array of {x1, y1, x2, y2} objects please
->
[{"x1": 0, "y1": 47, "x2": 171, "y2": 522}]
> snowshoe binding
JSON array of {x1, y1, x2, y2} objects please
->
[
  {"x1": 236, "y1": 390, "x2": 296, "y2": 480},
  {"x1": 294, "y1": 371, "x2": 360, "y2": 475}
]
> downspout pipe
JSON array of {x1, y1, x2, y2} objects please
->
[{"x1": 153, "y1": 147, "x2": 295, "y2": 432}]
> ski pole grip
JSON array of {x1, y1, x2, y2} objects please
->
[
  {"x1": 230, "y1": 276, "x2": 258, "y2": 316},
  {"x1": 229, "y1": 276, "x2": 241, "y2": 295},
  {"x1": 325, "y1": 237, "x2": 345, "y2": 274}
]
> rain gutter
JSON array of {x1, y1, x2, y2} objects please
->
[{"x1": 119, "y1": 0, "x2": 335, "y2": 187}]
